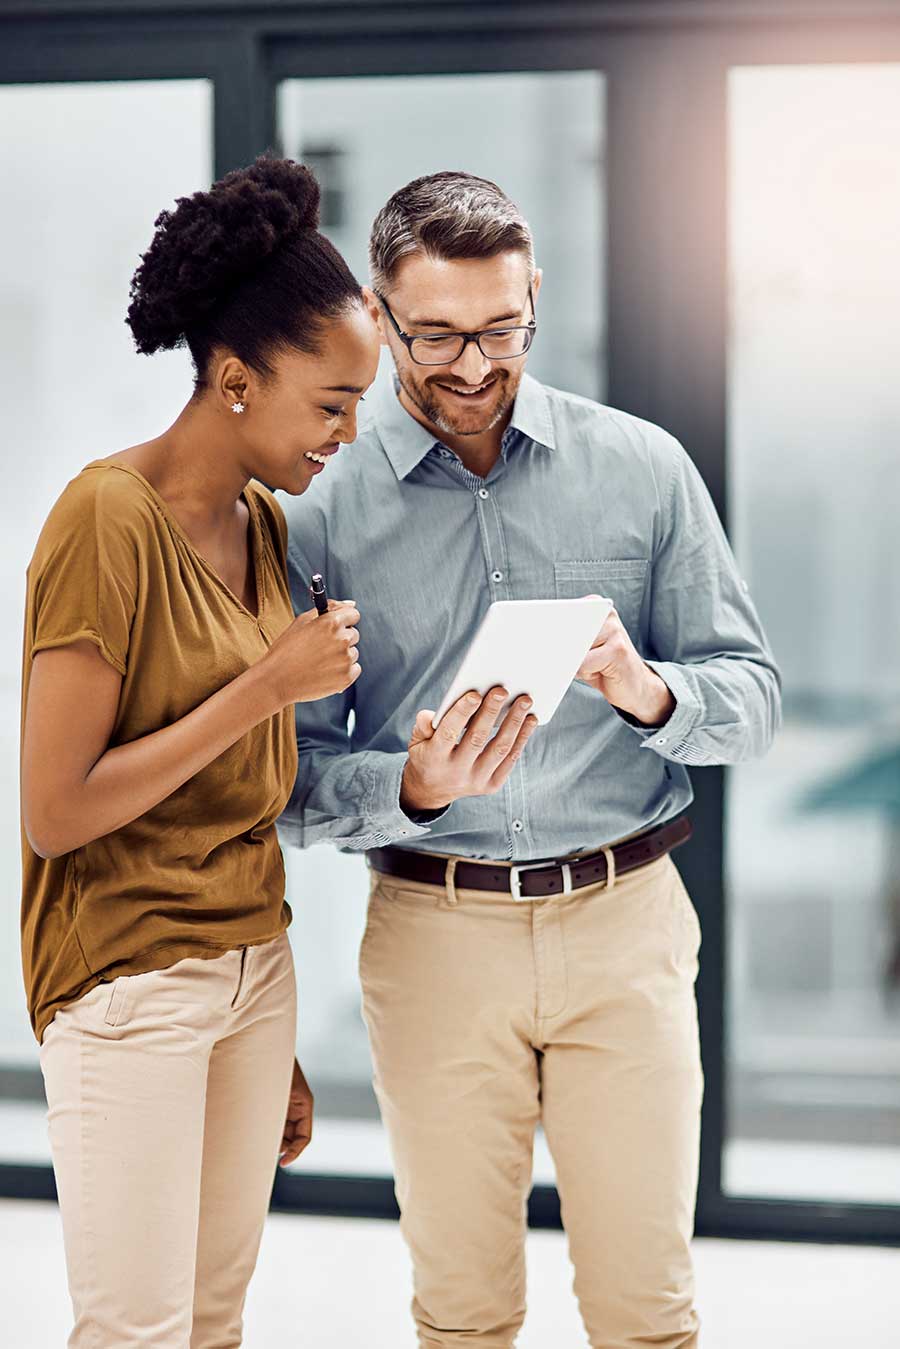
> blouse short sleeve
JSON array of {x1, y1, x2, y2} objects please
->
[{"x1": 27, "y1": 468, "x2": 140, "y2": 676}]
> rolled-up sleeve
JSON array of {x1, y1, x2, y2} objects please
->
[
  {"x1": 617, "y1": 433, "x2": 782, "y2": 766},
  {"x1": 277, "y1": 684, "x2": 445, "y2": 851}
]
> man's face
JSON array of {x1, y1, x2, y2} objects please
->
[{"x1": 372, "y1": 251, "x2": 540, "y2": 438}]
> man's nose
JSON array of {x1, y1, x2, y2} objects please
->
[{"x1": 448, "y1": 340, "x2": 492, "y2": 386}]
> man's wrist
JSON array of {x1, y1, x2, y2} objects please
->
[
  {"x1": 399, "y1": 762, "x2": 451, "y2": 816},
  {"x1": 616, "y1": 667, "x2": 676, "y2": 728}
]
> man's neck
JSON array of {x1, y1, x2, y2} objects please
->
[{"x1": 396, "y1": 383, "x2": 508, "y2": 479}]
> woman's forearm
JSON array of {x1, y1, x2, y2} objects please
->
[{"x1": 30, "y1": 661, "x2": 284, "y2": 859}]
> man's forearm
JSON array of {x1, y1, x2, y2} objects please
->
[
  {"x1": 612, "y1": 667, "x2": 676, "y2": 729},
  {"x1": 618, "y1": 655, "x2": 781, "y2": 765},
  {"x1": 280, "y1": 746, "x2": 443, "y2": 850}
]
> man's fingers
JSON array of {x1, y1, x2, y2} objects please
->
[
  {"x1": 433, "y1": 690, "x2": 488, "y2": 749},
  {"x1": 472, "y1": 696, "x2": 533, "y2": 770},
  {"x1": 455, "y1": 687, "x2": 510, "y2": 757},
  {"x1": 487, "y1": 712, "x2": 539, "y2": 791},
  {"x1": 575, "y1": 610, "x2": 618, "y2": 667},
  {"x1": 578, "y1": 643, "x2": 617, "y2": 679}
]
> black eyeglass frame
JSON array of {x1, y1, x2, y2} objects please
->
[{"x1": 375, "y1": 285, "x2": 537, "y2": 365}]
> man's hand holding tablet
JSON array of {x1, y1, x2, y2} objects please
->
[
  {"x1": 573, "y1": 603, "x2": 677, "y2": 727},
  {"x1": 400, "y1": 596, "x2": 609, "y2": 814},
  {"x1": 400, "y1": 685, "x2": 538, "y2": 814},
  {"x1": 399, "y1": 594, "x2": 677, "y2": 815}
]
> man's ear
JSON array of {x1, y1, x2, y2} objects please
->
[
  {"x1": 362, "y1": 286, "x2": 389, "y2": 346},
  {"x1": 531, "y1": 267, "x2": 543, "y2": 304}
]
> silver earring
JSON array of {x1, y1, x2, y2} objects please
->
[{"x1": 231, "y1": 401, "x2": 245, "y2": 414}]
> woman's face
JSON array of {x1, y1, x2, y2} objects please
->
[{"x1": 229, "y1": 301, "x2": 381, "y2": 495}]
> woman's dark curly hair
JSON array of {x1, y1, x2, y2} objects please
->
[{"x1": 126, "y1": 153, "x2": 362, "y2": 389}]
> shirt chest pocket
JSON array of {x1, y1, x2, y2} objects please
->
[{"x1": 554, "y1": 558, "x2": 650, "y2": 642}]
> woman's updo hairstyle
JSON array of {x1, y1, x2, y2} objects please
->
[{"x1": 126, "y1": 153, "x2": 362, "y2": 389}]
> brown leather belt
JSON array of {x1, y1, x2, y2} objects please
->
[{"x1": 368, "y1": 814, "x2": 692, "y2": 903}]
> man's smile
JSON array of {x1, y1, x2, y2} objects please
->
[{"x1": 433, "y1": 376, "x2": 499, "y2": 401}]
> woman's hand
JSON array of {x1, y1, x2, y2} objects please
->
[
  {"x1": 22, "y1": 597, "x2": 360, "y2": 859},
  {"x1": 260, "y1": 598, "x2": 361, "y2": 708},
  {"x1": 278, "y1": 1057, "x2": 314, "y2": 1167}
]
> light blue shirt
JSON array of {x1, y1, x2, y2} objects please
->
[{"x1": 277, "y1": 372, "x2": 781, "y2": 860}]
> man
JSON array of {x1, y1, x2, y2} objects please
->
[{"x1": 278, "y1": 171, "x2": 781, "y2": 1348}]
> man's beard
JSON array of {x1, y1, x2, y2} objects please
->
[{"x1": 397, "y1": 365, "x2": 521, "y2": 437}]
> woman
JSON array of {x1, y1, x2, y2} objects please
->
[{"x1": 20, "y1": 154, "x2": 380, "y2": 1347}]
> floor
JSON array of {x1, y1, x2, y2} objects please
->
[{"x1": 3, "y1": 1196, "x2": 899, "y2": 1348}]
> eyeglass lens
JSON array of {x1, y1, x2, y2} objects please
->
[{"x1": 409, "y1": 328, "x2": 532, "y2": 365}]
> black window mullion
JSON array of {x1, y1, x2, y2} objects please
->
[{"x1": 213, "y1": 25, "x2": 273, "y2": 176}]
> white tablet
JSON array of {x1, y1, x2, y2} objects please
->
[{"x1": 431, "y1": 595, "x2": 614, "y2": 730}]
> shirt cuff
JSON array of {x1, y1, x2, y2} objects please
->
[
  {"x1": 366, "y1": 752, "x2": 450, "y2": 842},
  {"x1": 614, "y1": 660, "x2": 703, "y2": 754}
]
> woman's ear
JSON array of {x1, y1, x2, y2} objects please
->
[
  {"x1": 361, "y1": 286, "x2": 389, "y2": 347},
  {"x1": 218, "y1": 356, "x2": 251, "y2": 412}
]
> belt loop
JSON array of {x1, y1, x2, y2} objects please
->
[
  {"x1": 445, "y1": 856, "x2": 459, "y2": 907},
  {"x1": 602, "y1": 846, "x2": 617, "y2": 892}
]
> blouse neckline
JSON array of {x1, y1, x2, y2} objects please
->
[{"x1": 85, "y1": 458, "x2": 266, "y2": 623}]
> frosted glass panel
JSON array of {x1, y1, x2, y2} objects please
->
[
  {"x1": 0, "y1": 80, "x2": 212, "y2": 1082},
  {"x1": 277, "y1": 71, "x2": 605, "y2": 402},
  {"x1": 725, "y1": 64, "x2": 900, "y2": 1204}
]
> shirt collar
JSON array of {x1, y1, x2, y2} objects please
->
[
  {"x1": 507, "y1": 371, "x2": 556, "y2": 451},
  {"x1": 374, "y1": 369, "x2": 555, "y2": 482},
  {"x1": 373, "y1": 373, "x2": 438, "y2": 482}
]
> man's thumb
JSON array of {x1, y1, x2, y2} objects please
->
[{"x1": 408, "y1": 709, "x2": 436, "y2": 747}]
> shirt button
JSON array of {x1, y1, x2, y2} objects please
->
[
  {"x1": 657, "y1": 737, "x2": 668, "y2": 745},
  {"x1": 478, "y1": 488, "x2": 489, "y2": 500},
  {"x1": 512, "y1": 819, "x2": 524, "y2": 832},
  {"x1": 491, "y1": 570, "x2": 504, "y2": 583}
]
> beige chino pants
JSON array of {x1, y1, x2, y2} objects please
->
[
  {"x1": 360, "y1": 850, "x2": 704, "y2": 1349},
  {"x1": 38, "y1": 930, "x2": 296, "y2": 1349}
]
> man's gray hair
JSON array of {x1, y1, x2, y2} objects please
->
[{"x1": 368, "y1": 171, "x2": 534, "y2": 293}]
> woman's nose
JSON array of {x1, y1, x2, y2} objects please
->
[{"x1": 337, "y1": 410, "x2": 358, "y2": 443}]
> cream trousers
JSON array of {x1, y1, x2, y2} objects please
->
[
  {"x1": 39, "y1": 930, "x2": 296, "y2": 1348},
  {"x1": 360, "y1": 850, "x2": 704, "y2": 1349}
]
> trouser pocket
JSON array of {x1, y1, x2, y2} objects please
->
[{"x1": 103, "y1": 977, "x2": 130, "y2": 1027}]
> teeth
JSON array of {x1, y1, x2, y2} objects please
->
[
  {"x1": 305, "y1": 452, "x2": 329, "y2": 464},
  {"x1": 442, "y1": 381, "x2": 492, "y2": 396}
]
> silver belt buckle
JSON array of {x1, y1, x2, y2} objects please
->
[{"x1": 509, "y1": 860, "x2": 574, "y2": 903}]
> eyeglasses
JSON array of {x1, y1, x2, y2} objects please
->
[{"x1": 375, "y1": 286, "x2": 537, "y2": 366}]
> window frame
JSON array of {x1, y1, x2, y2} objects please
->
[{"x1": 2, "y1": 0, "x2": 899, "y2": 1249}]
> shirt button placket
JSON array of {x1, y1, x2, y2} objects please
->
[{"x1": 475, "y1": 480, "x2": 508, "y2": 598}]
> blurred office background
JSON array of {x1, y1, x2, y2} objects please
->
[{"x1": 1, "y1": 4, "x2": 899, "y2": 1324}]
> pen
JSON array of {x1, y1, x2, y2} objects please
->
[{"x1": 309, "y1": 572, "x2": 329, "y2": 616}]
